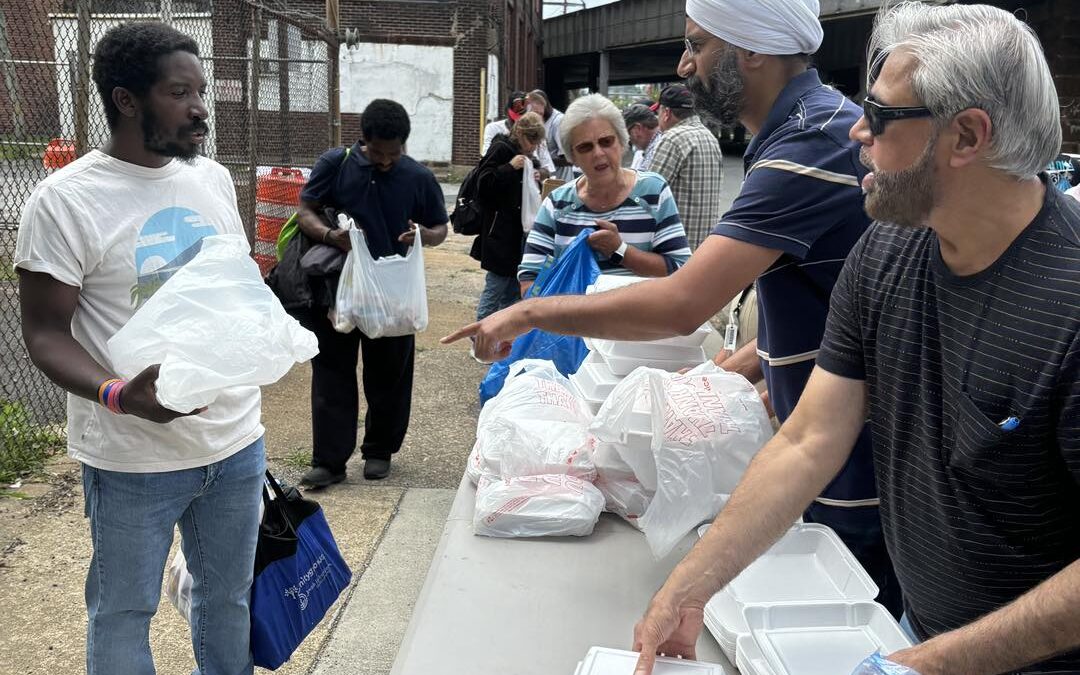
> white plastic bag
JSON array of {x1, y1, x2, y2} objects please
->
[
  {"x1": 474, "y1": 473, "x2": 605, "y2": 538},
  {"x1": 165, "y1": 546, "x2": 194, "y2": 624},
  {"x1": 590, "y1": 363, "x2": 773, "y2": 558},
  {"x1": 107, "y1": 235, "x2": 319, "y2": 412},
  {"x1": 521, "y1": 175, "x2": 542, "y2": 233},
  {"x1": 332, "y1": 224, "x2": 428, "y2": 338},
  {"x1": 593, "y1": 442, "x2": 652, "y2": 527},
  {"x1": 468, "y1": 359, "x2": 597, "y2": 484}
]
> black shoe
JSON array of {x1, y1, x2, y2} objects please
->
[
  {"x1": 363, "y1": 458, "x2": 391, "y2": 480},
  {"x1": 300, "y1": 466, "x2": 346, "y2": 488}
]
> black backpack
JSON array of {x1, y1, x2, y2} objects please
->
[{"x1": 450, "y1": 147, "x2": 503, "y2": 236}]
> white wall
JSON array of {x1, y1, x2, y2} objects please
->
[{"x1": 340, "y1": 43, "x2": 454, "y2": 163}]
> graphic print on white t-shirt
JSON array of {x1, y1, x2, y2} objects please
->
[
  {"x1": 133, "y1": 206, "x2": 219, "y2": 306},
  {"x1": 13, "y1": 150, "x2": 263, "y2": 473}
]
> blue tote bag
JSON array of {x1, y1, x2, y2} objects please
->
[
  {"x1": 250, "y1": 472, "x2": 352, "y2": 670},
  {"x1": 478, "y1": 228, "x2": 600, "y2": 405}
]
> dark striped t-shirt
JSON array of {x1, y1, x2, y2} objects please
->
[{"x1": 817, "y1": 182, "x2": 1080, "y2": 673}]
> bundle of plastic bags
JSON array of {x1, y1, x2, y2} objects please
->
[
  {"x1": 590, "y1": 363, "x2": 773, "y2": 558},
  {"x1": 468, "y1": 360, "x2": 597, "y2": 485},
  {"x1": 474, "y1": 474, "x2": 606, "y2": 538},
  {"x1": 108, "y1": 235, "x2": 319, "y2": 412},
  {"x1": 333, "y1": 224, "x2": 428, "y2": 338},
  {"x1": 469, "y1": 360, "x2": 604, "y2": 538}
]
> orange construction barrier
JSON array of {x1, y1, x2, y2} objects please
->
[
  {"x1": 254, "y1": 167, "x2": 306, "y2": 276},
  {"x1": 42, "y1": 138, "x2": 76, "y2": 170}
]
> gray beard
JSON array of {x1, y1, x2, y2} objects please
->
[
  {"x1": 861, "y1": 130, "x2": 939, "y2": 228},
  {"x1": 687, "y1": 46, "x2": 744, "y2": 127}
]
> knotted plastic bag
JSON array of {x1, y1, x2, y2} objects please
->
[
  {"x1": 108, "y1": 235, "x2": 318, "y2": 412},
  {"x1": 590, "y1": 362, "x2": 773, "y2": 557}
]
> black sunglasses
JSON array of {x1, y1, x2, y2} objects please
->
[{"x1": 862, "y1": 95, "x2": 934, "y2": 135}]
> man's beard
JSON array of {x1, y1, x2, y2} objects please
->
[
  {"x1": 686, "y1": 45, "x2": 744, "y2": 127},
  {"x1": 861, "y1": 129, "x2": 939, "y2": 228},
  {"x1": 141, "y1": 105, "x2": 207, "y2": 162}
]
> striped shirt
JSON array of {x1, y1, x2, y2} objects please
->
[
  {"x1": 650, "y1": 115, "x2": 724, "y2": 250},
  {"x1": 518, "y1": 171, "x2": 691, "y2": 281},
  {"x1": 713, "y1": 69, "x2": 876, "y2": 510},
  {"x1": 817, "y1": 183, "x2": 1080, "y2": 673}
]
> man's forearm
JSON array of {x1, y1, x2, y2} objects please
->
[
  {"x1": 25, "y1": 329, "x2": 113, "y2": 402},
  {"x1": 297, "y1": 203, "x2": 332, "y2": 241},
  {"x1": 661, "y1": 415, "x2": 855, "y2": 606},
  {"x1": 521, "y1": 277, "x2": 704, "y2": 340},
  {"x1": 717, "y1": 339, "x2": 763, "y2": 383},
  {"x1": 421, "y1": 223, "x2": 448, "y2": 246},
  {"x1": 891, "y1": 559, "x2": 1080, "y2": 675}
]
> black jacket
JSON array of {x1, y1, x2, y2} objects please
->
[{"x1": 470, "y1": 134, "x2": 533, "y2": 278}]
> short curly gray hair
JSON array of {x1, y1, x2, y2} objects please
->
[{"x1": 560, "y1": 93, "x2": 629, "y2": 159}]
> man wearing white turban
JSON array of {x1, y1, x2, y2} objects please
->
[{"x1": 444, "y1": 0, "x2": 896, "y2": 655}]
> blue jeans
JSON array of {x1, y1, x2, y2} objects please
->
[
  {"x1": 82, "y1": 438, "x2": 266, "y2": 675},
  {"x1": 476, "y1": 271, "x2": 521, "y2": 321}
]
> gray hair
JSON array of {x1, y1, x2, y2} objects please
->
[
  {"x1": 868, "y1": 2, "x2": 1060, "y2": 178},
  {"x1": 560, "y1": 93, "x2": 629, "y2": 158}
]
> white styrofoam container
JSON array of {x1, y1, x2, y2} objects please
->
[
  {"x1": 584, "y1": 274, "x2": 715, "y2": 348},
  {"x1": 698, "y1": 523, "x2": 878, "y2": 638},
  {"x1": 585, "y1": 274, "x2": 649, "y2": 295},
  {"x1": 593, "y1": 338, "x2": 708, "y2": 363},
  {"x1": 571, "y1": 354, "x2": 623, "y2": 401},
  {"x1": 576, "y1": 647, "x2": 729, "y2": 675},
  {"x1": 599, "y1": 351, "x2": 705, "y2": 377},
  {"x1": 735, "y1": 634, "x2": 776, "y2": 675},
  {"x1": 744, "y1": 602, "x2": 911, "y2": 675}
]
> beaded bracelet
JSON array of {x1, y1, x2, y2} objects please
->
[{"x1": 97, "y1": 378, "x2": 127, "y2": 415}]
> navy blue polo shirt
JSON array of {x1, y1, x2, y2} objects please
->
[
  {"x1": 301, "y1": 143, "x2": 448, "y2": 258},
  {"x1": 712, "y1": 69, "x2": 877, "y2": 508}
]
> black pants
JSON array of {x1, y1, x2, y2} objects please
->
[{"x1": 298, "y1": 309, "x2": 415, "y2": 472}]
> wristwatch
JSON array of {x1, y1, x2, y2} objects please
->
[{"x1": 609, "y1": 241, "x2": 629, "y2": 266}]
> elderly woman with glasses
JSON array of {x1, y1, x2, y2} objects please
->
[{"x1": 517, "y1": 94, "x2": 692, "y2": 295}]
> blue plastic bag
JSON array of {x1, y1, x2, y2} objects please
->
[
  {"x1": 250, "y1": 473, "x2": 352, "y2": 670},
  {"x1": 850, "y1": 652, "x2": 921, "y2": 675},
  {"x1": 478, "y1": 229, "x2": 600, "y2": 405}
]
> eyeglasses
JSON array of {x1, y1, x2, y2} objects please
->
[
  {"x1": 862, "y1": 95, "x2": 934, "y2": 136},
  {"x1": 572, "y1": 134, "x2": 617, "y2": 156},
  {"x1": 684, "y1": 37, "x2": 699, "y2": 56}
]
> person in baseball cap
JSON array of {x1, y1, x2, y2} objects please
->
[
  {"x1": 622, "y1": 104, "x2": 662, "y2": 170},
  {"x1": 655, "y1": 83, "x2": 695, "y2": 114}
]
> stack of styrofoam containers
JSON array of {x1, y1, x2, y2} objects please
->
[
  {"x1": 569, "y1": 275, "x2": 714, "y2": 414},
  {"x1": 573, "y1": 647, "x2": 729, "y2": 675},
  {"x1": 696, "y1": 523, "x2": 912, "y2": 675}
]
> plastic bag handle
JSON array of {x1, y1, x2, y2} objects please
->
[
  {"x1": 262, "y1": 470, "x2": 302, "y2": 537},
  {"x1": 349, "y1": 228, "x2": 375, "y2": 266},
  {"x1": 404, "y1": 223, "x2": 421, "y2": 259}
]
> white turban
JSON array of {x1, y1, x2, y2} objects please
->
[{"x1": 685, "y1": 0, "x2": 823, "y2": 56}]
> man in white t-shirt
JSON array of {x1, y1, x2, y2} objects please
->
[{"x1": 15, "y1": 22, "x2": 264, "y2": 674}]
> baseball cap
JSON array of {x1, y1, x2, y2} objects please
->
[
  {"x1": 623, "y1": 104, "x2": 658, "y2": 128},
  {"x1": 506, "y1": 91, "x2": 527, "y2": 122},
  {"x1": 658, "y1": 84, "x2": 694, "y2": 110}
]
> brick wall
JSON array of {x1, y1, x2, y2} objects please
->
[{"x1": 0, "y1": 0, "x2": 61, "y2": 137}]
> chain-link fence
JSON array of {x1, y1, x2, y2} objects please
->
[{"x1": 1, "y1": 0, "x2": 337, "y2": 459}]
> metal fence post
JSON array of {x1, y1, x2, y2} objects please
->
[
  {"x1": 327, "y1": 0, "x2": 341, "y2": 148},
  {"x1": 248, "y1": 5, "x2": 262, "y2": 245},
  {"x1": 74, "y1": 0, "x2": 91, "y2": 157}
]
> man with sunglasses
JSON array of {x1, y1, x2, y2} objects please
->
[
  {"x1": 628, "y1": 3, "x2": 1080, "y2": 674},
  {"x1": 445, "y1": 0, "x2": 898, "y2": 620}
]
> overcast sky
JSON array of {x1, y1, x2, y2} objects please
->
[{"x1": 542, "y1": 0, "x2": 620, "y2": 20}]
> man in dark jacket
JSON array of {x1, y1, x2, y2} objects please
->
[
  {"x1": 295, "y1": 99, "x2": 448, "y2": 484},
  {"x1": 471, "y1": 111, "x2": 546, "y2": 320}
]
